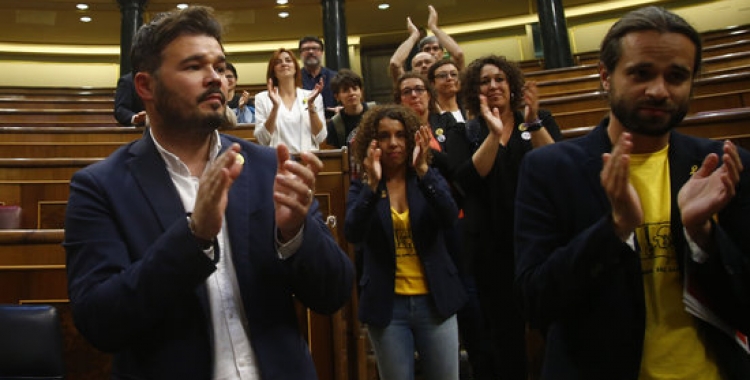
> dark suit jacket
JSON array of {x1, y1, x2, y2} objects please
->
[
  {"x1": 344, "y1": 168, "x2": 467, "y2": 327},
  {"x1": 114, "y1": 73, "x2": 145, "y2": 126},
  {"x1": 64, "y1": 130, "x2": 354, "y2": 379},
  {"x1": 514, "y1": 120, "x2": 750, "y2": 379}
]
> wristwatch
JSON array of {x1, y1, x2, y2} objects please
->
[
  {"x1": 518, "y1": 119, "x2": 543, "y2": 132},
  {"x1": 186, "y1": 214, "x2": 215, "y2": 251}
]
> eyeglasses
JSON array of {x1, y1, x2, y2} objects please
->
[
  {"x1": 435, "y1": 72, "x2": 459, "y2": 80},
  {"x1": 300, "y1": 46, "x2": 322, "y2": 53},
  {"x1": 400, "y1": 87, "x2": 427, "y2": 97}
]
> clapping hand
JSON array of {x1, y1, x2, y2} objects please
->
[
  {"x1": 413, "y1": 125, "x2": 431, "y2": 177},
  {"x1": 274, "y1": 143, "x2": 323, "y2": 242},
  {"x1": 363, "y1": 140, "x2": 382, "y2": 192}
]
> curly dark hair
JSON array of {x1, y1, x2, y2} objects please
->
[
  {"x1": 353, "y1": 105, "x2": 431, "y2": 171},
  {"x1": 131, "y1": 6, "x2": 223, "y2": 75},
  {"x1": 393, "y1": 72, "x2": 439, "y2": 115},
  {"x1": 460, "y1": 55, "x2": 524, "y2": 118}
]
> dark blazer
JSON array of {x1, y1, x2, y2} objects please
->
[
  {"x1": 345, "y1": 168, "x2": 467, "y2": 327},
  {"x1": 64, "y1": 130, "x2": 354, "y2": 379},
  {"x1": 514, "y1": 120, "x2": 750, "y2": 379},
  {"x1": 114, "y1": 73, "x2": 145, "y2": 126}
]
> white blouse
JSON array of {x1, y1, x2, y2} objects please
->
[{"x1": 254, "y1": 88, "x2": 326, "y2": 153}]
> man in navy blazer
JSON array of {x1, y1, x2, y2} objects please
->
[
  {"x1": 515, "y1": 6, "x2": 750, "y2": 380},
  {"x1": 113, "y1": 72, "x2": 146, "y2": 126},
  {"x1": 64, "y1": 6, "x2": 353, "y2": 379}
]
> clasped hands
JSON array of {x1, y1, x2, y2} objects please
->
[{"x1": 191, "y1": 142, "x2": 322, "y2": 245}]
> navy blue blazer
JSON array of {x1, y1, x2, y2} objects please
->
[
  {"x1": 114, "y1": 73, "x2": 145, "y2": 126},
  {"x1": 345, "y1": 168, "x2": 467, "y2": 327},
  {"x1": 514, "y1": 120, "x2": 750, "y2": 379},
  {"x1": 64, "y1": 130, "x2": 354, "y2": 379}
]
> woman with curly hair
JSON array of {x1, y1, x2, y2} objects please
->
[
  {"x1": 445, "y1": 55, "x2": 563, "y2": 379},
  {"x1": 254, "y1": 48, "x2": 326, "y2": 153},
  {"x1": 345, "y1": 104, "x2": 466, "y2": 380}
]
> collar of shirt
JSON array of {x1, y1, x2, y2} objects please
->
[{"x1": 150, "y1": 129, "x2": 222, "y2": 177}]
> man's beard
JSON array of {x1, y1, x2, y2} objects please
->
[
  {"x1": 609, "y1": 91, "x2": 689, "y2": 137},
  {"x1": 154, "y1": 80, "x2": 227, "y2": 134},
  {"x1": 304, "y1": 56, "x2": 320, "y2": 68}
]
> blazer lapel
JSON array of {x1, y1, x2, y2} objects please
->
[{"x1": 127, "y1": 128, "x2": 186, "y2": 231}]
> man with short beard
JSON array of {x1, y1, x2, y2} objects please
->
[
  {"x1": 514, "y1": 6, "x2": 750, "y2": 380},
  {"x1": 299, "y1": 36, "x2": 338, "y2": 119},
  {"x1": 64, "y1": 6, "x2": 353, "y2": 379}
]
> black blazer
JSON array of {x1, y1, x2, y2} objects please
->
[
  {"x1": 114, "y1": 73, "x2": 145, "y2": 126},
  {"x1": 514, "y1": 120, "x2": 750, "y2": 379},
  {"x1": 64, "y1": 130, "x2": 354, "y2": 379}
]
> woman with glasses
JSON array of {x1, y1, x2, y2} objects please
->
[
  {"x1": 445, "y1": 55, "x2": 562, "y2": 380},
  {"x1": 254, "y1": 48, "x2": 326, "y2": 153},
  {"x1": 393, "y1": 72, "x2": 456, "y2": 176},
  {"x1": 345, "y1": 104, "x2": 466, "y2": 380},
  {"x1": 427, "y1": 59, "x2": 466, "y2": 123}
]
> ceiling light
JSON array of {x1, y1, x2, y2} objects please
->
[
  {"x1": 76, "y1": 4, "x2": 89, "y2": 10},
  {"x1": 277, "y1": 0, "x2": 288, "y2": 4},
  {"x1": 176, "y1": 3, "x2": 189, "y2": 10},
  {"x1": 80, "y1": 16, "x2": 92, "y2": 22},
  {"x1": 278, "y1": 12, "x2": 290, "y2": 18},
  {"x1": 378, "y1": 3, "x2": 390, "y2": 10}
]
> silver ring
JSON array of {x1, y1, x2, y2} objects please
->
[{"x1": 306, "y1": 188, "x2": 313, "y2": 203}]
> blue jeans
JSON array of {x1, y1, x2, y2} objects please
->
[{"x1": 367, "y1": 294, "x2": 459, "y2": 380}]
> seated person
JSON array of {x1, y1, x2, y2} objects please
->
[
  {"x1": 114, "y1": 72, "x2": 146, "y2": 126},
  {"x1": 225, "y1": 62, "x2": 255, "y2": 123},
  {"x1": 326, "y1": 69, "x2": 375, "y2": 149}
]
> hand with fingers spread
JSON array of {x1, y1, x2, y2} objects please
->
[
  {"x1": 479, "y1": 94, "x2": 504, "y2": 137},
  {"x1": 363, "y1": 139, "x2": 382, "y2": 192},
  {"x1": 307, "y1": 78, "x2": 324, "y2": 106},
  {"x1": 274, "y1": 143, "x2": 323, "y2": 242},
  {"x1": 267, "y1": 78, "x2": 281, "y2": 108},
  {"x1": 678, "y1": 140, "x2": 744, "y2": 249},
  {"x1": 191, "y1": 143, "x2": 245, "y2": 241},
  {"x1": 600, "y1": 132, "x2": 643, "y2": 241},
  {"x1": 523, "y1": 81, "x2": 540, "y2": 124},
  {"x1": 413, "y1": 125, "x2": 432, "y2": 177}
]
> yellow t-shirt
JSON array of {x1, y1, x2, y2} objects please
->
[
  {"x1": 630, "y1": 145, "x2": 719, "y2": 380},
  {"x1": 391, "y1": 208, "x2": 429, "y2": 295}
]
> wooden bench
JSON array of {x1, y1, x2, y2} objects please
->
[
  {"x1": 560, "y1": 108, "x2": 750, "y2": 152},
  {"x1": 0, "y1": 97, "x2": 113, "y2": 110},
  {"x1": 0, "y1": 124, "x2": 255, "y2": 144}
]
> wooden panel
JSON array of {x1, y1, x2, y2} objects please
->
[
  {"x1": 0, "y1": 98, "x2": 113, "y2": 110},
  {"x1": 0, "y1": 142, "x2": 126, "y2": 158},
  {"x1": 0, "y1": 124, "x2": 255, "y2": 144}
]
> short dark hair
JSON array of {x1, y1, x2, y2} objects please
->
[
  {"x1": 298, "y1": 36, "x2": 324, "y2": 50},
  {"x1": 393, "y1": 72, "x2": 439, "y2": 115},
  {"x1": 427, "y1": 58, "x2": 458, "y2": 84},
  {"x1": 331, "y1": 69, "x2": 363, "y2": 94},
  {"x1": 353, "y1": 105, "x2": 431, "y2": 169},
  {"x1": 600, "y1": 6, "x2": 702, "y2": 76},
  {"x1": 131, "y1": 6, "x2": 223, "y2": 75},
  {"x1": 461, "y1": 55, "x2": 524, "y2": 118},
  {"x1": 226, "y1": 62, "x2": 237, "y2": 78}
]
